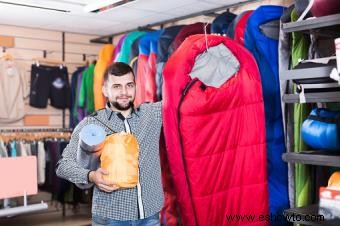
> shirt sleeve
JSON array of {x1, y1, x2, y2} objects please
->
[
  {"x1": 55, "y1": 118, "x2": 91, "y2": 184},
  {"x1": 151, "y1": 101, "x2": 162, "y2": 125}
]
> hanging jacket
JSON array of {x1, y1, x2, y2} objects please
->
[
  {"x1": 79, "y1": 63, "x2": 95, "y2": 114},
  {"x1": 135, "y1": 30, "x2": 162, "y2": 107},
  {"x1": 156, "y1": 25, "x2": 184, "y2": 101},
  {"x1": 226, "y1": 11, "x2": 245, "y2": 38},
  {"x1": 117, "y1": 31, "x2": 146, "y2": 64},
  {"x1": 76, "y1": 72, "x2": 86, "y2": 122},
  {"x1": 210, "y1": 12, "x2": 237, "y2": 35},
  {"x1": 0, "y1": 59, "x2": 27, "y2": 123},
  {"x1": 70, "y1": 66, "x2": 85, "y2": 128},
  {"x1": 234, "y1": 11, "x2": 253, "y2": 45},
  {"x1": 244, "y1": 5, "x2": 289, "y2": 226},
  {"x1": 163, "y1": 34, "x2": 269, "y2": 226},
  {"x1": 94, "y1": 44, "x2": 115, "y2": 110},
  {"x1": 278, "y1": 5, "x2": 295, "y2": 209},
  {"x1": 113, "y1": 35, "x2": 126, "y2": 62},
  {"x1": 129, "y1": 36, "x2": 143, "y2": 76},
  {"x1": 171, "y1": 22, "x2": 211, "y2": 53}
]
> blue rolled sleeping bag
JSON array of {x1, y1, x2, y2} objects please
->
[
  {"x1": 76, "y1": 124, "x2": 106, "y2": 189},
  {"x1": 302, "y1": 108, "x2": 340, "y2": 151}
]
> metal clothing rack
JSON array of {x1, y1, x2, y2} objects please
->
[
  {"x1": 0, "y1": 127, "x2": 73, "y2": 217},
  {"x1": 0, "y1": 128, "x2": 73, "y2": 133},
  {"x1": 0, "y1": 128, "x2": 72, "y2": 144}
]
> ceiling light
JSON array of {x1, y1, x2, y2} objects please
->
[{"x1": 84, "y1": 0, "x2": 135, "y2": 13}]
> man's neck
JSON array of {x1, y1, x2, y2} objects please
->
[{"x1": 110, "y1": 106, "x2": 132, "y2": 118}]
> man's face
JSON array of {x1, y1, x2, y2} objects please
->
[{"x1": 102, "y1": 72, "x2": 136, "y2": 111}]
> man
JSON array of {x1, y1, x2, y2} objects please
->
[{"x1": 56, "y1": 62, "x2": 163, "y2": 226}]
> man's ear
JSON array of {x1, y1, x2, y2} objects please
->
[{"x1": 102, "y1": 85, "x2": 109, "y2": 98}]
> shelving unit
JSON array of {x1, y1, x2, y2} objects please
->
[{"x1": 281, "y1": 12, "x2": 340, "y2": 225}]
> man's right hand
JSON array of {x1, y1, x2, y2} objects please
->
[{"x1": 89, "y1": 168, "x2": 119, "y2": 192}]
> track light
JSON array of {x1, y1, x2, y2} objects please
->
[{"x1": 84, "y1": 0, "x2": 136, "y2": 13}]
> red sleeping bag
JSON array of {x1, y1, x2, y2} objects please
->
[{"x1": 162, "y1": 34, "x2": 269, "y2": 226}]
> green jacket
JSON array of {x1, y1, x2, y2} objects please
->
[
  {"x1": 116, "y1": 31, "x2": 146, "y2": 64},
  {"x1": 79, "y1": 63, "x2": 95, "y2": 114}
]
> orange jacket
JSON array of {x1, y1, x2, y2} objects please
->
[{"x1": 94, "y1": 44, "x2": 115, "y2": 110}]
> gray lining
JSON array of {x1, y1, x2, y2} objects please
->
[{"x1": 189, "y1": 43, "x2": 239, "y2": 88}]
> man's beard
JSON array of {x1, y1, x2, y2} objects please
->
[{"x1": 110, "y1": 100, "x2": 134, "y2": 111}]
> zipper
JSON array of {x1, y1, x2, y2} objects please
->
[
  {"x1": 123, "y1": 118, "x2": 144, "y2": 219},
  {"x1": 177, "y1": 79, "x2": 199, "y2": 224}
]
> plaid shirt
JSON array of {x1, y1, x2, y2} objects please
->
[{"x1": 56, "y1": 102, "x2": 164, "y2": 220}]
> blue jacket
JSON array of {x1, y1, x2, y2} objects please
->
[{"x1": 244, "y1": 5, "x2": 289, "y2": 226}]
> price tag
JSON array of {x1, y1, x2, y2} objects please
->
[{"x1": 299, "y1": 85, "x2": 306, "y2": 103}]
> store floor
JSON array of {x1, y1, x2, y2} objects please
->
[{"x1": 0, "y1": 192, "x2": 92, "y2": 226}]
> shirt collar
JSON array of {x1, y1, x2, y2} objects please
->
[{"x1": 105, "y1": 102, "x2": 139, "y2": 120}]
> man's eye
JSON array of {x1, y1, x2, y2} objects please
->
[
  {"x1": 127, "y1": 84, "x2": 135, "y2": 88},
  {"x1": 113, "y1": 85, "x2": 120, "y2": 89}
]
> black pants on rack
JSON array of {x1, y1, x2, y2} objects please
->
[{"x1": 29, "y1": 64, "x2": 70, "y2": 109}]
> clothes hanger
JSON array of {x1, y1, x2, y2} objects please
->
[
  {"x1": 297, "y1": 0, "x2": 315, "y2": 21},
  {"x1": 33, "y1": 57, "x2": 65, "y2": 68},
  {"x1": 204, "y1": 22, "x2": 210, "y2": 53}
]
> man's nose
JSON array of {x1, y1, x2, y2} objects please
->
[{"x1": 120, "y1": 86, "x2": 127, "y2": 95}]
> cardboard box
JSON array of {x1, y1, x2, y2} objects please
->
[{"x1": 319, "y1": 187, "x2": 340, "y2": 219}]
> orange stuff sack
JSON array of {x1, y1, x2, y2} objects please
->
[
  {"x1": 100, "y1": 132, "x2": 139, "y2": 188},
  {"x1": 328, "y1": 172, "x2": 340, "y2": 188}
]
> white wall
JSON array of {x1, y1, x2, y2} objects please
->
[{"x1": 0, "y1": 25, "x2": 102, "y2": 129}]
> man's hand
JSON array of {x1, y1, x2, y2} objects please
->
[{"x1": 89, "y1": 168, "x2": 119, "y2": 192}]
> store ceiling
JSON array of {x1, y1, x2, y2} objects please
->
[{"x1": 0, "y1": 0, "x2": 252, "y2": 36}]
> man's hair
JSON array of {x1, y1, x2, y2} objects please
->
[{"x1": 104, "y1": 62, "x2": 134, "y2": 83}]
